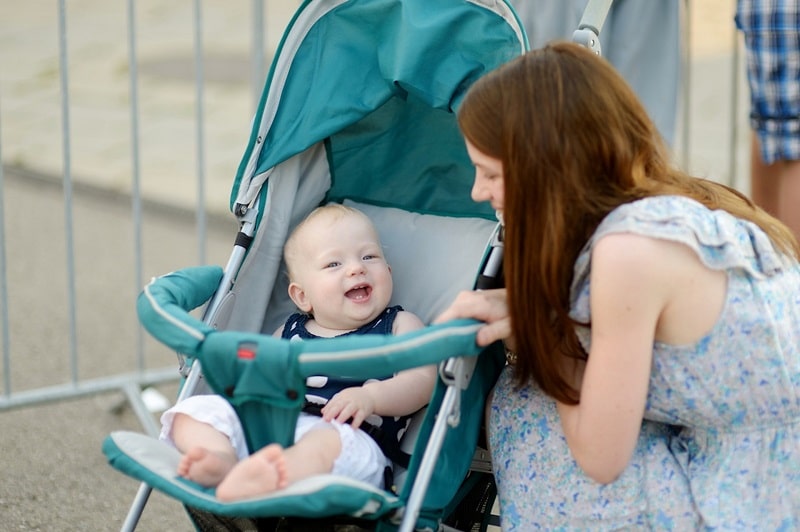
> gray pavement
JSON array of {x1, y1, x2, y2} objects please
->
[
  {"x1": 0, "y1": 169, "x2": 235, "y2": 531},
  {"x1": 0, "y1": 0, "x2": 749, "y2": 530}
]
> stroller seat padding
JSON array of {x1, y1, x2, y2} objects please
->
[
  {"x1": 103, "y1": 431, "x2": 403, "y2": 519},
  {"x1": 344, "y1": 200, "x2": 496, "y2": 325}
]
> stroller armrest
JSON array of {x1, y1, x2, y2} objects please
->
[
  {"x1": 136, "y1": 265, "x2": 222, "y2": 357},
  {"x1": 295, "y1": 321, "x2": 486, "y2": 376},
  {"x1": 196, "y1": 321, "x2": 487, "y2": 451},
  {"x1": 136, "y1": 265, "x2": 490, "y2": 452},
  {"x1": 198, "y1": 320, "x2": 486, "y2": 398}
]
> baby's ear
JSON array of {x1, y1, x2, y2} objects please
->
[{"x1": 288, "y1": 282, "x2": 312, "y2": 312}]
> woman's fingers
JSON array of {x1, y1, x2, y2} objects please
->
[
  {"x1": 433, "y1": 289, "x2": 513, "y2": 346},
  {"x1": 475, "y1": 317, "x2": 513, "y2": 346},
  {"x1": 434, "y1": 289, "x2": 508, "y2": 324}
]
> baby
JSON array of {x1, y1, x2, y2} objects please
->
[{"x1": 159, "y1": 204, "x2": 436, "y2": 500}]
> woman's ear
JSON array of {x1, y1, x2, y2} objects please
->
[{"x1": 288, "y1": 282, "x2": 312, "y2": 312}]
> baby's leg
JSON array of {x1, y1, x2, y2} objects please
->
[
  {"x1": 216, "y1": 426, "x2": 342, "y2": 501},
  {"x1": 172, "y1": 413, "x2": 238, "y2": 487}
]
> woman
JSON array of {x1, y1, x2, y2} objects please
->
[{"x1": 436, "y1": 42, "x2": 800, "y2": 529}]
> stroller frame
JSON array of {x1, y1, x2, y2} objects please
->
[{"x1": 108, "y1": 0, "x2": 615, "y2": 530}]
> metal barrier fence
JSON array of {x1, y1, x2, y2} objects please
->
[
  {"x1": 0, "y1": 1, "x2": 746, "y2": 434},
  {"x1": 0, "y1": 1, "x2": 298, "y2": 434}
]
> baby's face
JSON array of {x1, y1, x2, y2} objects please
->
[{"x1": 291, "y1": 213, "x2": 393, "y2": 331}]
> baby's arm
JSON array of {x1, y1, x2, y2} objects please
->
[
  {"x1": 322, "y1": 311, "x2": 436, "y2": 428},
  {"x1": 322, "y1": 365, "x2": 436, "y2": 429},
  {"x1": 390, "y1": 310, "x2": 425, "y2": 335}
]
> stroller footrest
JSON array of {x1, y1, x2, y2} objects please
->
[{"x1": 103, "y1": 431, "x2": 404, "y2": 519}]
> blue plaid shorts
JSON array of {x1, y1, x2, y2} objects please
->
[{"x1": 736, "y1": 0, "x2": 800, "y2": 163}]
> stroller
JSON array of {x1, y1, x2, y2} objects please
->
[
  {"x1": 103, "y1": 0, "x2": 623, "y2": 528},
  {"x1": 104, "y1": 1, "x2": 527, "y2": 530}
]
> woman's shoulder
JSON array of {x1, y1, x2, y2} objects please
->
[
  {"x1": 581, "y1": 196, "x2": 714, "y2": 265},
  {"x1": 598, "y1": 196, "x2": 709, "y2": 233},
  {"x1": 593, "y1": 195, "x2": 770, "y2": 252},
  {"x1": 575, "y1": 194, "x2": 791, "y2": 285}
]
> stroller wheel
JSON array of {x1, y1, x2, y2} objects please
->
[
  {"x1": 185, "y1": 507, "x2": 373, "y2": 532},
  {"x1": 185, "y1": 505, "x2": 280, "y2": 532}
]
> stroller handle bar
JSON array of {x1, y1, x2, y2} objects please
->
[{"x1": 138, "y1": 265, "x2": 488, "y2": 387}]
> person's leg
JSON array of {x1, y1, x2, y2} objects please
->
[
  {"x1": 215, "y1": 426, "x2": 342, "y2": 501},
  {"x1": 737, "y1": 0, "x2": 800, "y2": 240},
  {"x1": 172, "y1": 413, "x2": 239, "y2": 487},
  {"x1": 749, "y1": 133, "x2": 800, "y2": 241},
  {"x1": 487, "y1": 368, "x2": 698, "y2": 529},
  {"x1": 776, "y1": 159, "x2": 800, "y2": 241},
  {"x1": 749, "y1": 133, "x2": 780, "y2": 215}
]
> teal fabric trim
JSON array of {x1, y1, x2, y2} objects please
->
[
  {"x1": 229, "y1": 0, "x2": 314, "y2": 209},
  {"x1": 195, "y1": 321, "x2": 488, "y2": 453},
  {"x1": 197, "y1": 331, "x2": 305, "y2": 451},
  {"x1": 400, "y1": 342, "x2": 505, "y2": 514},
  {"x1": 136, "y1": 266, "x2": 222, "y2": 357}
]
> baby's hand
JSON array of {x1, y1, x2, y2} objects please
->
[{"x1": 321, "y1": 387, "x2": 377, "y2": 429}]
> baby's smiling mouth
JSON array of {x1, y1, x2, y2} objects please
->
[{"x1": 346, "y1": 284, "x2": 372, "y2": 301}]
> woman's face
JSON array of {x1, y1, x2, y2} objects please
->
[{"x1": 465, "y1": 139, "x2": 505, "y2": 224}]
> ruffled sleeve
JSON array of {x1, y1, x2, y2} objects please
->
[{"x1": 569, "y1": 195, "x2": 793, "y2": 327}]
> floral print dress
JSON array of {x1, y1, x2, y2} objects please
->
[{"x1": 489, "y1": 196, "x2": 800, "y2": 530}]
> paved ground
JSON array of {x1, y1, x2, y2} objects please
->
[
  {"x1": 0, "y1": 169, "x2": 234, "y2": 531},
  {"x1": 0, "y1": 1, "x2": 748, "y2": 530}
]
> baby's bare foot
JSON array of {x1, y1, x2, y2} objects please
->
[
  {"x1": 177, "y1": 446, "x2": 236, "y2": 487},
  {"x1": 215, "y1": 444, "x2": 288, "y2": 501}
]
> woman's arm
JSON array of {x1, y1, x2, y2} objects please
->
[{"x1": 557, "y1": 233, "x2": 674, "y2": 484}]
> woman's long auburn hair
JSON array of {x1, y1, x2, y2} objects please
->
[{"x1": 458, "y1": 42, "x2": 799, "y2": 404}]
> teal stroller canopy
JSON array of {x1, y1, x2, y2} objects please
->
[{"x1": 231, "y1": 0, "x2": 526, "y2": 220}]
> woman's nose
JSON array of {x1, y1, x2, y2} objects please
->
[{"x1": 471, "y1": 175, "x2": 489, "y2": 202}]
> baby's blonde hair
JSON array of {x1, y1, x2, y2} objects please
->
[{"x1": 283, "y1": 204, "x2": 378, "y2": 280}]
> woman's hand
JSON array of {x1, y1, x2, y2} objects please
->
[{"x1": 434, "y1": 288, "x2": 513, "y2": 347}]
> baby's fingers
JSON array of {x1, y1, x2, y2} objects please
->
[
  {"x1": 320, "y1": 401, "x2": 342, "y2": 421},
  {"x1": 331, "y1": 403, "x2": 358, "y2": 425},
  {"x1": 348, "y1": 411, "x2": 366, "y2": 430}
]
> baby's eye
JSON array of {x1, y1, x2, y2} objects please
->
[
  {"x1": 324, "y1": 261, "x2": 341, "y2": 269},
  {"x1": 363, "y1": 254, "x2": 377, "y2": 260}
]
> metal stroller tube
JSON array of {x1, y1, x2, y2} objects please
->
[
  {"x1": 121, "y1": 207, "x2": 258, "y2": 532},
  {"x1": 475, "y1": 224, "x2": 504, "y2": 291},
  {"x1": 572, "y1": 0, "x2": 613, "y2": 55},
  {"x1": 399, "y1": 223, "x2": 504, "y2": 532}
]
